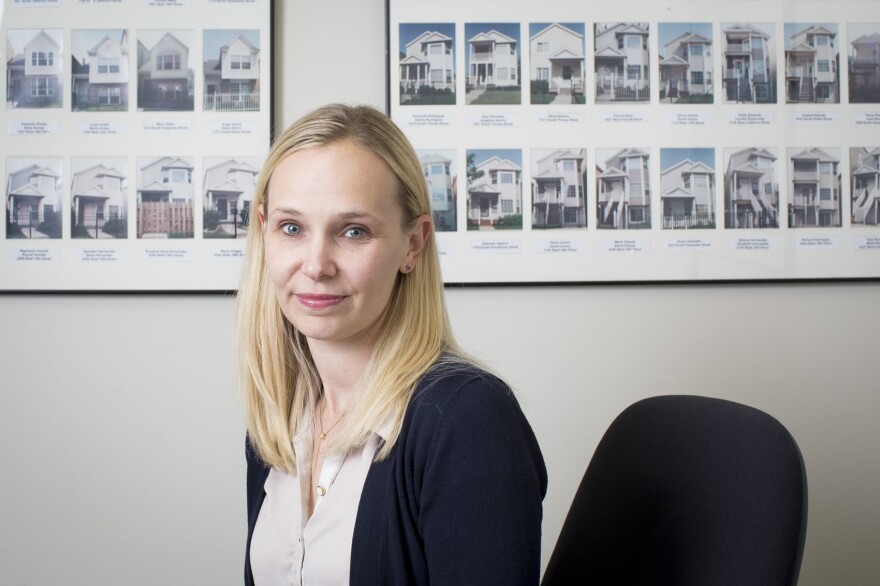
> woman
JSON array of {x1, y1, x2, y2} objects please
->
[{"x1": 238, "y1": 104, "x2": 547, "y2": 585}]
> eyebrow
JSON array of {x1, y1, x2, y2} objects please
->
[{"x1": 268, "y1": 207, "x2": 385, "y2": 224}]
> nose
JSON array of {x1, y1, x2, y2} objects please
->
[{"x1": 301, "y1": 235, "x2": 337, "y2": 281}]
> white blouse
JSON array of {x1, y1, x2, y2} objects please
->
[{"x1": 249, "y1": 420, "x2": 385, "y2": 586}]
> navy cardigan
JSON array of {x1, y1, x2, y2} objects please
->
[{"x1": 245, "y1": 366, "x2": 547, "y2": 585}]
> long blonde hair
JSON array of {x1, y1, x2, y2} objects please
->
[{"x1": 237, "y1": 104, "x2": 461, "y2": 472}]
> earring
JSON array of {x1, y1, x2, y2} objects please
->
[{"x1": 405, "y1": 264, "x2": 412, "y2": 272}]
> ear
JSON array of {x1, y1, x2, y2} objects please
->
[{"x1": 401, "y1": 214, "x2": 432, "y2": 273}]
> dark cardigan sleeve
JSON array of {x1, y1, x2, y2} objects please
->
[
  {"x1": 244, "y1": 436, "x2": 270, "y2": 586},
  {"x1": 415, "y1": 375, "x2": 548, "y2": 585}
]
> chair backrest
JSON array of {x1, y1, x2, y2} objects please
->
[{"x1": 542, "y1": 395, "x2": 808, "y2": 586}]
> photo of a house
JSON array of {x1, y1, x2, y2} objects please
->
[
  {"x1": 531, "y1": 148, "x2": 587, "y2": 229},
  {"x1": 848, "y1": 24, "x2": 880, "y2": 103},
  {"x1": 137, "y1": 30, "x2": 194, "y2": 111},
  {"x1": 136, "y1": 156, "x2": 194, "y2": 238},
  {"x1": 202, "y1": 157, "x2": 258, "y2": 238},
  {"x1": 6, "y1": 29, "x2": 63, "y2": 110},
  {"x1": 786, "y1": 148, "x2": 841, "y2": 227},
  {"x1": 529, "y1": 23, "x2": 585, "y2": 105},
  {"x1": 596, "y1": 148, "x2": 651, "y2": 229},
  {"x1": 467, "y1": 149, "x2": 522, "y2": 229},
  {"x1": 723, "y1": 148, "x2": 780, "y2": 229},
  {"x1": 399, "y1": 23, "x2": 455, "y2": 105},
  {"x1": 70, "y1": 157, "x2": 128, "y2": 239},
  {"x1": 721, "y1": 23, "x2": 776, "y2": 104},
  {"x1": 658, "y1": 23, "x2": 713, "y2": 104},
  {"x1": 465, "y1": 23, "x2": 521, "y2": 105},
  {"x1": 850, "y1": 147, "x2": 880, "y2": 226},
  {"x1": 784, "y1": 24, "x2": 839, "y2": 104},
  {"x1": 203, "y1": 30, "x2": 260, "y2": 112},
  {"x1": 6, "y1": 157, "x2": 62, "y2": 239},
  {"x1": 660, "y1": 148, "x2": 716, "y2": 229},
  {"x1": 417, "y1": 150, "x2": 457, "y2": 232},
  {"x1": 594, "y1": 23, "x2": 650, "y2": 103},
  {"x1": 71, "y1": 29, "x2": 129, "y2": 112}
]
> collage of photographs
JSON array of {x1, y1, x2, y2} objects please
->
[{"x1": 395, "y1": 20, "x2": 880, "y2": 236}]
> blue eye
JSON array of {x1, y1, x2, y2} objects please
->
[
  {"x1": 345, "y1": 226, "x2": 369, "y2": 239},
  {"x1": 281, "y1": 223, "x2": 301, "y2": 235}
]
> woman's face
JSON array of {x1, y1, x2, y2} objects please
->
[{"x1": 261, "y1": 140, "x2": 427, "y2": 351}]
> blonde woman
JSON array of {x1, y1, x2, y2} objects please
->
[{"x1": 238, "y1": 104, "x2": 546, "y2": 585}]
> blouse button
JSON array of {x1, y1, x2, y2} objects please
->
[{"x1": 316, "y1": 485, "x2": 326, "y2": 496}]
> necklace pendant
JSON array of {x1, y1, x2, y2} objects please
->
[{"x1": 319, "y1": 432, "x2": 327, "y2": 441}]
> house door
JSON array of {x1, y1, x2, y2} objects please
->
[
  {"x1": 733, "y1": 60, "x2": 744, "y2": 78},
  {"x1": 562, "y1": 65, "x2": 572, "y2": 80},
  {"x1": 480, "y1": 198, "x2": 489, "y2": 217},
  {"x1": 217, "y1": 199, "x2": 228, "y2": 219}
]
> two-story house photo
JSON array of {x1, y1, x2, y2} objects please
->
[
  {"x1": 6, "y1": 29, "x2": 64, "y2": 109},
  {"x1": 6, "y1": 157, "x2": 62, "y2": 239},
  {"x1": 784, "y1": 24, "x2": 839, "y2": 103},
  {"x1": 529, "y1": 23, "x2": 585, "y2": 105},
  {"x1": 596, "y1": 148, "x2": 651, "y2": 229},
  {"x1": 70, "y1": 157, "x2": 128, "y2": 239},
  {"x1": 137, "y1": 30, "x2": 194, "y2": 111},
  {"x1": 660, "y1": 148, "x2": 716, "y2": 229},
  {"x1": 136, "y1": 156, "x2": 195, "y2": 238},
  {"x1": 722, "y1": 23, "x2": 776, "y2": 104},
  {"x1": 71, "y1": 29, "x2": 129, "y2": 112},
  {"x1": 724, "y1": 147, "x2": 780, "y2": 229},
  {"x1": 594, "y1": 22, "x2": 650, "y2": 103},
  {"x1": 467, "y1": 149, "x2": 522, "y2": 229},
  {"x1": 417, "y1": 150, "x2": 457, "y2": 232},
  {"x1": 848, "y1": 24, "x2": 880, "y2": 103},
  {"x1": 465, "y1": 23, "x2": 521, "y2": 105},
  {"x1": 202, "y1": 157, "x2": 258, "y2": 238},
  {"x1": 531, "y1": 148, "x2": 587, "y2": 229},
  {"x1": 850, "y1": 147, "x2": 880, "y2": 226},
  {"x1": 658, "y1": 23, "x2": 713, "y2": 103},
  {"x1": 398, "y1": 24, "x2": 456, "y2": 105},
  {"x1": 787, "y1": 148, "x2": 842, "y2": 227},
  {"x1": 203, "y1": 30, "x2": 260, "y2": 112}
]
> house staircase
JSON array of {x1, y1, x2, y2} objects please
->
[
  {"x1": 799, "y1": 77, "x2": 814, "y2": 102},
  {"x1": 738, "y1": 79, "x2": 752, "y2": 102},
  {"x1": 546, "y1": 203, "x2": 561, "y2": 227},
  {"x1": 854, "y1": 188, "x2": 880, "y2": 224}
]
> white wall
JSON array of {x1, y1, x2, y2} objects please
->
[{"x1": 1, "y1": 1, "x2": 879, "y2": 584}]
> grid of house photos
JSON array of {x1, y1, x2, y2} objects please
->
[
  {"x1": 1, "y1": 0, "x2": 272, "y2": 291},
  {"x1": 389, "y1": 0, "x2": 880, "y2": 283}
]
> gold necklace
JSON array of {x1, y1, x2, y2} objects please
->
[{"x1": 317, "y1": 399, "x2": 348, "y2": 441}]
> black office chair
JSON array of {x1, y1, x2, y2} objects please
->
[{"x1": 542, "y1": 395, "x2": 808, "y2": 586}]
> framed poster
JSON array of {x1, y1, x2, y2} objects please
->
[
  {"x1": 1, "y1": 0, "x2": 273, "y2": 291},
  {"x1": 387, "y1": 0, "x2": 880, "y2": 283}
]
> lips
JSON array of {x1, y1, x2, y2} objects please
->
[{"x1": 295, "y1": 293, "x2": 347, "y2": 309}]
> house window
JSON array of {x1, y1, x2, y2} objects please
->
[
  {"x1": 764, "y1": 183, "x2": 773, "y2": 196},
  {"x1": 431, "y1": 188, "x2": 446, "y2": 202},
  {"x1": 498, "y1": 67, "x2": 508, "y2": 80},
  {"x1": 644, "y1": 65, "x2": 649, "y2": 80},
  {"x1": 691, "y1": 71, "x2": 704, "y2": 85},
  {"x1": 109, "y1": 205, "x2": 120, "y2": 219},
  {"x1": 753, "y1": 60, "x2": 765, "y2": 75},
  {"x1": 627, "y1": 65, "x2": 641, "y2": 80},
  {"x1": 817, "y1": 60, "x2": 830, "y2": 73},
  {"x1": 30, "y1": 77, "x2": 55, "y2": 97},
  {"x1": 230, "y1": 81, "x2": 249, "y2": 100},
  {"x1": 816, "y1": 85, "x2": 830, "y2": 99},
  {"x1": 755, "y1": 84, "x2": 769, "y2": 100},
  {"x1": 819, "y1": 162, "x2": 832, "y2": 174},
  {"x1": 820, "y1": 188, "x2": 832, "y2": 201},
  {"x1": 98, "y1": 58, "x2": 120, "y2": 74},
  {"x1": 751, "y1": 37, "x2": 763, "y2": 50},
  {"x1": 430, "y1": 164, "x2": 444, "y2": 175},
  {"x1": 626, "y1": 36, "x2": 640, "y2": 48},
  {"x1": 501, "y1": 200, "x2": 513, "y2": 214},
  {"x1": 500, "y1": 173, "x2": 513, "y2": 184},
  {"x1": 31, "y1": 51, "x2": 54, "y2": 66},
  {"x1": 537, "y1": 42, "x2": 549, "y2": 53},
  {"x1": 690, "y1": 44, "x2": 704, "y2": 56},
  {"x1": 563, "y1": 160, "x2": 575, "y2": 172},
  {"x1": 44, "y1": 205, "x2": 54, "y2": 215},
  {"x1": 684, "y1": 175, "x2": 691, "y2": 189},
  {"x1": 510, "y1": 45, "x2": 516, "y2": 55},
  {"x1": 567, "y1": 185, "x2": 576, "y2": 198},
  {"x1": 564, "y1": 208, "x2": 578, "y2": 224},
  {"x1": 490, "y1": 172, "x2": 497, "y2": 185},
  {"x1": 629, "y1": 207, "x2": 645, "y2": 222},
  {"x1": 629, "y1": 182, "x2": 642, "y2": 197},
  {"x1": 157, "y1": 53, "x2": 181, "y2": 71},
  {"x1": 537, "y1": 67, "x2": 549, "y2": 80},
  {"x1": 431, "y1": 69, "x2": 443, "y2": 82},
  {"x1": 98, "y1": 87, "x2": 121, "y2": 105},
  {"x1": 429, "y1": 43, "x2": 443, "y2": 55},
  {"x1": 815, "y1": 35, "x2": 829, "y2": 46},
  {"x1": 170, "y1": 169, "x2": 190, "y2": 183}
]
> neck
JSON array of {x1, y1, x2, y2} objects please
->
[{"x1": 308, "y1": 337, "x2": 374, "y2": 414}]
